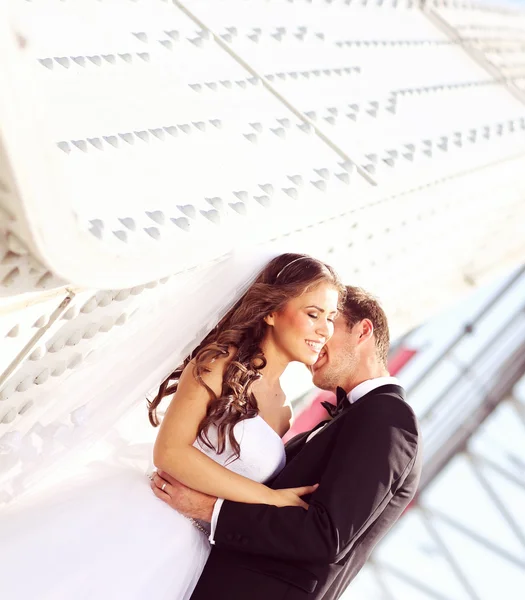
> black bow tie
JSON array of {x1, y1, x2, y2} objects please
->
[{"x1": 321, "y1": 386, "x2": 349, "y2": 419}]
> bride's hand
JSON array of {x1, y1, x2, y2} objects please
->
[{"x1": 271, "y1": 484, "x2": 319, "y2": 509}]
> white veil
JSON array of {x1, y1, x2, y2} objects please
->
[{"x1": 0, "y1": 245, "x2": 285, "y2": 504}]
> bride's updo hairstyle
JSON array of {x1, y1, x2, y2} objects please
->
[{"x1": 148, "y1": 253, "x2": 345, "y2": 457}]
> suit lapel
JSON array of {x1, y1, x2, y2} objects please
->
[
  {"x1": 284, "y1": 420, "x2": 328, "y2": 460},
  {"x1": 284, "y1": 384, "x2": 406, "y2": 457},
  {"x1": 284, "y1": 430, "x2": 311, "y2": 461}
]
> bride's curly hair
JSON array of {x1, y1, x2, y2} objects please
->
[{"x1": 148, "y1": 253, "x2": 345, "y2": 458}]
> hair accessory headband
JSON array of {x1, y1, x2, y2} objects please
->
[{"x1": 275, "y1": 256, "x2": 315, "y2": 280}]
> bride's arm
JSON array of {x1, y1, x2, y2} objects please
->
[{"x1": 153, "y1": 353, "x2": 311, "y2": 508}]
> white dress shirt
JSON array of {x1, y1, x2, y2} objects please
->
[{"x1": 209, "y1": 376, "x2": 401, "y2": 544}]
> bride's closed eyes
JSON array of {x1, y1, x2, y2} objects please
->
[
  {"x1": 305, "y1": 305, "x2": 338, "y2": 324},
  {"x1": 308, "y1": 313, "x2": 337, "y2": 324}
]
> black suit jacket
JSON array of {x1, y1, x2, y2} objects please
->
[{"x1": 190, "y1": 384, "x2": 422, "y2": 600}]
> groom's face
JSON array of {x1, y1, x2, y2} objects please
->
[{"x1": 311, "y1": 315, "x2": 358, "y2": 392}]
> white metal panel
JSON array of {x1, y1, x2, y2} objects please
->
[
  {"x1": 0, "y1": 0, "x2": 374, "y2": 289},
  {"x1": 1, "y1": 0, "x2": 524, "y2": 291}
]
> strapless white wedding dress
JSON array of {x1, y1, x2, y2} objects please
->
[{"x1": 0, "y1": 415, "x2": 286, "y2": 600}]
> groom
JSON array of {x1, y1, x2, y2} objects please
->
[{"x1": 153, "y1": 286, "x2": 422, "y2": 599}]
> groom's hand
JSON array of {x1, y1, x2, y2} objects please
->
[{"x1": 151, "y1": 470, "x2": 216, "y2": 522}]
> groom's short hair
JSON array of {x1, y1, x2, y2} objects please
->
[{"x1": 341, "y1": 286, "x2": 390, "y2": 366}]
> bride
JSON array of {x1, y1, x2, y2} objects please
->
[{"x1": 0, "y1": 253, "x2": 343, "y2": 600}]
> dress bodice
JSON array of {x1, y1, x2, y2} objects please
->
[{"x1": 193, "y1": 415, "x2": 286, "y2": 484}]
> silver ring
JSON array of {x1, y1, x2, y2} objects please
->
[{"x1": 161, "y1": 482, "x2": 167, "y2": 492}]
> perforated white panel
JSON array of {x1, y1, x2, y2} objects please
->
[
  {"x1": 433, "y1": 0, "x2": 525, "y2": 94},
  {"x1": 0, "y1": 0, "x2": 375, "y2": 289},
  {"x1": 1, "y1": 0, "x2": 524, "y2": 289}
]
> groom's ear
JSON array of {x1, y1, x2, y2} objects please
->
[{"x1": 357, "y1": 318, "x2": 374, "y2": 342}]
